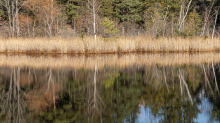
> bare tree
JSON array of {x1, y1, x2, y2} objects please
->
[
  {"x1": 178, "y1": 0, "x2": 193, "y2": 32},
  {"x1": 201, "y1": 0, "x2": 215, "y2": 36},
  {"x1": 178, "y1": 69, "x2": 193, "y2": 105},
  {"x1": 163, "y1": 67, "x2": 169, "y2": 93},
  {"x1": 92, "y1": 0, "x2": 98, "y2": 42},
  {"x1": 94, "y1": 65, "x2": 97, "y2": 108},
  {"x1": 212, "y1": 7, "x2": 219, "y2": 40},
  {"x1": 1, "y1": 0, "x2": 22, "y2": 37},
  {"x1": 24, "y1": 0, "x2": 60, "y2": 37},
  {"x1": 1, "y1": 67, "x2": 26, "y2": 123},
  {"x1": 203, "y1": 64, "x2": 214, "y2": 96},
  {"x1": 212, "y1": 61, "x2": 220, "y2": 94}
]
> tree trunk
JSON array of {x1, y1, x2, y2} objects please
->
[
  {"x1": 94, "y1": 64, "x2": 97, "y2": 108},
  {"x1": 212, "y1": 7, "x2": 219, "y2": 40},
  {"x1": 74, "y1": 19, "x2": 76, "y2": 35},
  {"x1": 179, "y1": 0, "x2": 193, "y2": 32},
  {"x1": 15, "y1": 0, "x2": 20, "y2": 37},
  {"x1": 202, "y1": 1, "x2": 215, "y2": 36},
  {"x1": 2, "y1": 0, "x2": 21, "y2": 37},
  {"x1": 93, "y1": 0, "x2": 97, "y2": 42}
]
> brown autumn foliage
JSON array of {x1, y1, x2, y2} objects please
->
[
  {"x1": 18, "y1": 14, "x2": 34, "y2": 25},
  {"x1": 19, "y1": 73, "x2": 34, "y2": 87},
  {"x1": 24, "y1": 84, "x2": 61, "y2": 113},
  {"x1": 23, "y1": 0, "x2": 61, "y2": 36},
  {"x1": 24, "y1": 0, "x2": 60, "y2": 17}
]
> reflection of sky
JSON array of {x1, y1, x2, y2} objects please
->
[
  {"x1": 137, "y1": 105, "x2": 160, "y2": 123},
  {"x1": 137, "y1": 97, "x2": 219, "y2": 123},
  {"x1": 194, "y1": 98, "x2": 218, "y2": 123}
]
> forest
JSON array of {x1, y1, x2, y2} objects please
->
[
  {"x1": 0, "y1": 0, "x2": 219, "y2": 38},
  {"x1": 0, "y1": 0, "x2": 219, "y2": 54}
]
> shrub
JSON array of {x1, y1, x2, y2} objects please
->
[{"x1": 101, "y1": 17, "x2": 119, "y2": 41}]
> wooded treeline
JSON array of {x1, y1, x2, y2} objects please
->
[{"x1": 0, "y1": 0, "x2": 220, "y2": 38}]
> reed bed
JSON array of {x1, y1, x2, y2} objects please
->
[
  {"x1": 0, "y1": 36, "x2": 220, "y2": 54},
  {"x1": 0, "y1": 53, "x2": 220, "y2": 69}
]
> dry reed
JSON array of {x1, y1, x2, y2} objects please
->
[
  {"x1": 0, "y1": 53, "x2": 220, "y2": 69},
  {"x1": 0, "y1": 36, "x2": 220, "y2": 54}
]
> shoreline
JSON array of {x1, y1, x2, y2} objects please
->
[
  {"x1": 0, "y1": 36, "x2": 220, "y2": 54},
  {"x1": 0, "y1": 49, "x2": 219, "y2": 54}
]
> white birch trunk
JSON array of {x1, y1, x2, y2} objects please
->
[
  {"x1": 15, "y1": 0, "x2": 20, "y2": 37},
  {"x1": 202, "y1": 1, "x2": 215, "y2": 36},
  {"x1": 94, "y1": 64, "x2": 97, "y2": 108},
  {"x1": 212, "y1": 7, "x2": 219, "y2": 40},
  {"x1": 179, "y1": 69, "x2": 193, "y2": 105},
  {"x1": 2, "y1": 0, "x2": 21, "y2": 37},
  {"x1": 93, "y1": 0, "x2": 97, "y2": 42},
  {"x1": 203, "y1": 65, "x2": 214, "y2": 96},
  {"x1": 179, "y1": 0, "x2": 192, "y2": 32},
  {"x1": 163, "y1": 68, "x2": 169, "y2": 93},
  {"x1": 212, "y1": 61, "x2": 220, "y2": 94},
  {"x1": 178, "y1": 72, "x2": 183, "y2": 95}
]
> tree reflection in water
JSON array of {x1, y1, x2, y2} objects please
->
[{"x1": 0, "y1": 63, "x2": 219, "y2": 122}]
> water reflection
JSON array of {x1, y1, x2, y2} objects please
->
[{"x1": 0, "y1": 61, "x2": 220, "y2": 122}]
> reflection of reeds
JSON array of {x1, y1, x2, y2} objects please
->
[
  {"x1": 0, "y1": 53, "x2": 220, "y2": 69},
  {"x1": 0, "y1": 36, "x2": 220, "y2": 53}
]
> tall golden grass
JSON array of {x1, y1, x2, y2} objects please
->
[
  {"x1": 0, "y1": 53, "x2": 220, "y2": 69},
  {"x1": 0, "y1": 36, "x2": 220, "y2": 53}
]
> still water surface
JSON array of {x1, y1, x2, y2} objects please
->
[{"x1": 0, "y1": 54, "x2": 220, "y2": 123}]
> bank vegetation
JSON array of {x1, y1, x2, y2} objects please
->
[
  {"x1": 1, "y1": 36, "x2": 220, "y2": 53},
  {"x1": 0, "y1": 0, "x2": 220, "y2": 53}
]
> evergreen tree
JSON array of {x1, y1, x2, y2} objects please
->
[
  {"x1": 185, "y1": 9, "x2": 202, "y2": 36},
  {"x1": 100, "y1": 0, "x2": 115, "y2": 17},
  {"x1": 112, "y1": 0, "x2": 145, "y2": 24},
  {"x1": 66, "y1": 0, "x2": 81, "y2": 26}
]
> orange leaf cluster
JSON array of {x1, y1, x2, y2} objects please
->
[
  {"x1": 23, "y1": 0, "x2": 60, "y2": 21},
  {"x1": 18, "y1": 14, "x2": 34, "y2": 25}
]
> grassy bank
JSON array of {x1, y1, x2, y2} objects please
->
[
  {"x1": 0, "y1": 53, "x2": 220, "y2": 69},
  {"x1": 0, "y1": 36, "x2": 220, "y2": 54}
]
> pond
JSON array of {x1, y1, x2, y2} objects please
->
[{"x1": 0, "y1": 53, "x2": 220, "y2": 123}]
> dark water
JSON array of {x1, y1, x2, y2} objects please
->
[{"x1": 0, "y1": 63, "x2": 220, "y2": 123}]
